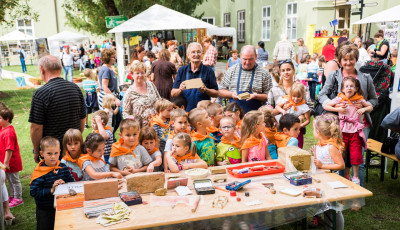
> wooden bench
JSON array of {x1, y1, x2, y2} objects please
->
[{"x1": 366, "y1": 139, "x2": 399, "y2": 182}]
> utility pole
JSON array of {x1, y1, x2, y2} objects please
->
[{"x1": 359, "y1": 0, "x2": 364, "y2": 37}]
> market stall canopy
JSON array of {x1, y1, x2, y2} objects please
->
[
  {"x1": 47, "y1": 31, "x2": 89, "y2": 42},
  {"x1": 108, "y1": 4, "x2": 217, "y2": 33},
  {"x1": 207, "y1": 27, "x2": 237, "y2": 50},
  {"x1": 0, "y1": 30, "x2": 35, "y2": 41},
  {"x1": 352, "y1": 4, "x2": 400, "y2": 24}
]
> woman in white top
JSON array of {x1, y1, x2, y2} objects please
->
[{"x1": 352, "y1": 36, "x2": 370, "y2": 70}]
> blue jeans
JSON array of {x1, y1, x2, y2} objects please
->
[
  {"x1": 308, "y1": 81, "x2": 317, "y2": 101},
  {"x1": 63, "y1": 65, "x2": 73, "y2": 82},
  {"x1": 20, "y1": 58, "x2": 27, "y2": 72}
]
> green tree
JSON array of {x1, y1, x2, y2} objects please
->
[
  {"x1": 63, "y1": 0, "x2": 206, "y2": 36},
  {"x1": 0, "y1": 0, "x2": 38, "y2": 26}
]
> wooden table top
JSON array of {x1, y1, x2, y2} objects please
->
[{"x1": 55, "y1": 163, "x2": 372, "y2": 230}]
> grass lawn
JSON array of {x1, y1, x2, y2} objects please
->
[
  {"x1": 3, "y1": 64, "x2": 83, "y2": 79},
  {"x1": 1, "y1": 77, "x2": 400, "y2": 229}
]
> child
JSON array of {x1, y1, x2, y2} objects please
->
[
  {"x1": 307, "y1": 53, "x2": 319, "y2": 101},
  {"x1": 61, "y1": 129, "x2": 84, "y2": 181},
  {"x1": 151, "y1": 99, "x2": 173, "y2": 153},
  {"x1": 165, "y1": 133, "x2": 207, "y2": 173},
  {"x1": 88, "y1": 50, "x2": 95, "y2": 69},
  {"x1": 30, "y1": 137, "x2": 74, "y2": 229},
  {"x1": 240, "y1": 111, "x2": 271, "y2": 162},
  {"x1": 323, "y1": 77, "x2": 373, "y2": 184},
  {"x1": 140, "y1": 127, "x2": 162, "y2": 172},
  {"x1": 164, "y1": 109, "x2": 189, "y2": 171},
  {"x1": 119, "y1": 84, "x2": 130, "y2": 113},
  {"x1": 275, "y1": 82, "x2": 311, "y2": 129},
  {"x1": 171, "y1": 95, "x2": 187, "y2": 110},
  {"x1": 102, "y1": 94, "x2": 120, "y2": 129},
  {"x1": 224, "y1": 102, "x2": 244, "y2": 137},
  {"x1": 309, "y1": 114, "x2": 345, "y2": 228},
  {"x1": 216, "y1": 116, "x2": 241, "y2": 165},
  {"x1": 0, "y1": 108, "x2": 23, "y2": 207},
  {"x1": 258, "y1": 106, "x2": 278, "y2": 159},
  {"x1": 316, "y1": 55, "x2": 326, "y2": 96},
  {"x1": 297, "y1": 58, "x2": 308, "y2": 87},
  {"x1": 274, "y1": 114, "x2": 301, "y2": 148},
  {"x1": 189, "y1": 108, "x2": 216, "y2": 166},
  {"x1": 206, "y1": 103, "x2": 224, "y2": 144},
  {"x1": 197, "y1": 100, "x2": 211, "y2": 110},
  {"x1": 92, "y1": 110, "x2": 114, "y2": 164},
  {"x1": 109, "y1": 119, "x2": 153, "y2": 176},
  {"x1": 82, "y1": 68, "x2": 99, "y2": 128},
  {"x1": 211, "y1": 71, "x2": 224, "y2": 105}
]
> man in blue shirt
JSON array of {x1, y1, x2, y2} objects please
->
[
  {"x1": 171, "y1": 42, "x2": 219, "y2": 111},
  {"x1": 18, "y1": 45, "x2": 27, "y2": 73}
]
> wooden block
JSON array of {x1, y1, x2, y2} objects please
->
[
  {"x1": 237, "y1": 92, "x2": 250, "y2": 100},
  {"x1": 126, "y1": 172, "x2": 165, "y2": 194},
  {"x1": 278, "y1": 146, "x2": 312, "y2": 171},
  {"x1": 209, "y1": 166, "x2": 226, "y2": 174},
  {"x1": 83, "y1": 179, "x2": 119, "y2": 201}
]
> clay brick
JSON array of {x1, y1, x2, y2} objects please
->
[
  {"x1": 126, "y1": 172, "x2": 165, "y2": 194},
  {"x1": 83, "y1": 179, "x2": 119, "y2": 201}
]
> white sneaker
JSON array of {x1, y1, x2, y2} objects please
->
[{"x1": 352, "y1": 177, "x2": 360, "y2": 185}]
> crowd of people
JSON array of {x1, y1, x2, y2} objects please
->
[{"x1": 0, "y1": 30, "x2": 397, "y2": 229}]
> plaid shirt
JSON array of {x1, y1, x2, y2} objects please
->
[
  {"x1": 202, "y1": 45, "x2": 218, "y2": 66},
  {"x1": 273, "y1": 40, "x2": 295, "y2": 61},
  {"x1": 220, "y1": 63, "x2": 272, "y2": 95}
]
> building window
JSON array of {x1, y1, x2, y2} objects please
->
[
  {"x1": 238, "y1": 10, "x2": 245, "y2": 42},
  {"x1": 224, "y1": 13, "x2": 231, "y2": 27},
  {"x1": 261, "y1": 6, "x2": 271, "y2": 41},
  {"x1": 202, "y1": 17, "x2": 215, "y2": 25},
  {"x1": 16, "y1": 19, "x2": 34, "y2": 36},
  {"x1": 336, "y1": 6, "x2": 350, "y2": 30},
  {"x1": 286, "y1": 2, "x2": 297, "y2": 41}
]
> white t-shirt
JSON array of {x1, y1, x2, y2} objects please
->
[
  {"x1": 60, "y1": 52, "x2": 75, "y2": 66},
  {"x1": 275, "y1": 97, "x2": 310, "y2": 122}
]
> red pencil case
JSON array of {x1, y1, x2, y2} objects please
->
[{"x1": 226, "y1": 162, "x2": 285, "y2": 178}]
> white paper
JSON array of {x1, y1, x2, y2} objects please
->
[
  {"x1": 327, "y1": 181, "x2": 349, "y2": 189},
  {"x1": 245, "y1": 200, "x2": 262, "y2": 206},
  {"x1": 280, "y1": 188, "x2": 302, "y2": 196},
  {"x1": 53, "y1": 182, "x2": 84, "y2": 195},
  {"x1": 175, "y1": 186, "x2": 192, "y2": 196}
]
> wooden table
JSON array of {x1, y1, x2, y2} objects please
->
[
  {"x1": 55, "y1": 163, "x2": 372, "y2": 230},
  {"x1": 366, "y1": 139, "x2": 399, "y2": 182}
]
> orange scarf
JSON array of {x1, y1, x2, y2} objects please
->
[
  {"x1": 274, "y1": 132, "x2": 292, "y2": 148},
  {"x1": 62, "y1": 151, "x2": 80, "y2": 163},
  {"x1": 77, "y1": 154, "x2": 106, "y2": 169},
  {"x1": 173, "y1": 152, "x2": 197, "y2": 165},
  {"x1": 191, "y1": 130, "x2": 216, "y2": 141},
  {"x1": 282, "y1": 95, "x2": 305, "y2": 111},
  {"x1": 110, "y1": 138, "x2": 137, "y2": 157},
  {"x1": 95, "y1": 126, "x2": 112, "y2": 133},
  {"x1": 30, "y1": 160, "x2": 62, "y2": 185},
  {"x1": 236, "y1": 120, "x2": 242, "y2": 129},
  {"x1": 263, "y1": 127, "x2": 277, "y2": 145},
  {"x1": 337, "y1": 93, "x2": 364, "y2": 105},
  {"x1": 318, "y1": 138, "x2": 345, "y2": 152},
  {"x1": 151, "y1": 115, "x2": 170, "y2": 129},
  {"x1": 221, "y1": 135, "x2": 241, "y2": 149},
  {"x1": 207, "y1": 125, "x2": 219, "y2": 133},
  {"x1": 148, "y1": 148, "x2": 160, "y2": 155},
  {"x1": 241, "y1": 134, "x2": 264, "y2": 150},
  {"x1": 167, "y1": 129, "x2": 189, "y2": 139}
]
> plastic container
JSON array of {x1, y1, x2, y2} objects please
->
[
  {"x1": 290, "y1": 175, "x2": 312, "y2": 186},
  {"x1": 226, "y1": 162, "x2": 285, "y2": 178},
  {"x1": 185, "y1": 168, "x2": 209, "y2": 180},
  {"x1": 119, "y1": 191, "x2": 142, "y2": 206}
]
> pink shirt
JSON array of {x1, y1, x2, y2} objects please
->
[
  {"x1": 202, "y1": 45, "x2": 218, "y2": 67},
  {"x1": 247, "y1": 133, "x2": 268, "y2": 162},
  {"x1": 331, "y1": 97, "x2": 366, "y2": 133}
]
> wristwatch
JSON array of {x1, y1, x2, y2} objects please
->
[{"x1": 32, "y1": 149, "x2": 39, "y2": 155}]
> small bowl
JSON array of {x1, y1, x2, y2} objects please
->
[{"x1": 185, "y1": 168, "x2": 209, "y2": 180}]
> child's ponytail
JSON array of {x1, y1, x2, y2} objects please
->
[
  {"x1": 82, "y1": 133, "x2": 105, "y2": 154},
  {"x1": 190, "y1": 142, "x2": 197, "y2": 157},
  {"x1": 315, "y1": 114, "x2": 344, "y2": 151}
]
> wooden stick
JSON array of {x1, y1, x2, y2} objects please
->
[
  {"x1": 191, "y1": 196, "x2": 201, "y2": 213},
  {"x1": 215, "y1": 186, "x2": 229, "y2": 193}
]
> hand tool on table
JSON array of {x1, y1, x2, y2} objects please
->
[{"x1": 262, "y1": 183, "x2": 276, "y2": 194}]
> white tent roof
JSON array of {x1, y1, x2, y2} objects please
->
[
  {"x1": 352, "y1": 4, "x2": 400, "y2": 24},
  {"x1": 108, "y1": 4, "x2": 217, "y2": 33},
  {"x1": 0, "y1": 30, "x2": 35, "y2": 41},
  {"x1": 47, "y1": 31, "x2": 89, "y2": 42}
]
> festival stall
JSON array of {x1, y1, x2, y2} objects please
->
[
  {"x1": 47, "y1": 31, "x2": 90, "y2": 57},
  {"x1": 0, "y1": 30, "x2": 36, "y2": 65},
  {"x1": 108, "y1": 4, "x2": 217, "y2": 84},
  {"x1": 207, "y1": 27, "x2": 237, "y2": 57}
]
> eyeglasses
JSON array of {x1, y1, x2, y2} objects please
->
[
  {"x1": 344, "y1": 85, "x2": 356, "y2": 89},
  {"x1": 278, "y1": 59, "x2": 293, "y2": 66},
  {"x1": 221, "y1": 126, "x2": 234, "y2": 130},
  {"x1": 190, "y1": 51, "x2": 202, "y2": 54}
]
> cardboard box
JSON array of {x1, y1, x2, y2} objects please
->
[
  {"x1": 126, "y1": 172, "x2": 165, "y2": 194},
  {"x1": 56, "y1": 193, "x2": 85, "y2": 211},
  {"x1": 83, "y1": 179, "x2": 119, "y2": 201}
]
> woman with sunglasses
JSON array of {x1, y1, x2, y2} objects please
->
[{"x1": 267, "y1": 59, "x2": 313, "y2": 149}]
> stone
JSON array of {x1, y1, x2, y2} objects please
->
[{"x1": 126, "y1": 172, "x2": 165, "y2": 194}]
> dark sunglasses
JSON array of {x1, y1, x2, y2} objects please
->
[{"x1": 278, "y1": 59, "x2": 293, "y2": 66}]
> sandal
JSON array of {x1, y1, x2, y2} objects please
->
[{"x1": 5, "y1": 216, "x2": 15, "y2": 226}]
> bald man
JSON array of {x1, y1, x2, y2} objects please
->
[
  {"x1": 219, "y1": 45, "x2": 273, "y2": 113},
  {"x1": 29, "y1": 55, "x2": 86, "y2": 162}
]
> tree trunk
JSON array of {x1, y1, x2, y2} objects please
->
[{"x1": 100, "y1": 0, "x2": 119, "y2": 16}]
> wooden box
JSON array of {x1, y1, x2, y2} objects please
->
[
  {"x1": 83, "y1": 179, "x2": 119, "y2": 201},
  {"x1": 126, "y1": 172, "x2": 165, "y2": 194}
]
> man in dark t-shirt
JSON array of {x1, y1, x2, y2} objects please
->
[{"x1": 29, "y1": 55, "x2": 86, "y2": 162}]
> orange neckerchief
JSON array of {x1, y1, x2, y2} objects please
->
[
  {"x1": 148, "y1": 148, "x2": 160, "y2": 155},
  {"x1": 318, "y1": 138, "x2": 345, "y2": 152},
  {"x1": 110, "y1": 138, "x2": 137, "y2": 157},
  {"x1": 263, "y1": 127, "x2": 277, "y2": 145},
  {"x1": 62, "y1": 151, "x2": 80, "y2": 163},
  {"x1": 173, "y1": 152, "x2": 196, "y2": 165},
  {"x1": 167, "y1": 129, "x2": 189, "y2": 139},
  {"x1": 30, "y1": 160, "x2": 62, "y2": 185},
  {"x1": 282, "y1": 95, "x2": 306, "y2": 111},
  {"x1": 207, "y1": 125, "x2": 219, "y2": 133},
  {"x1": 151, "y1": 115, "x2": 170, "y2": 129},
  {"x1": 241, "y1": 134, "x2": 263, "y2": 150},
  {"x1": 95, "y1": 126, "x2": 112, "y2": 133},
  {"x1": 77, "y1": 154, "x2": 106, "y2": 169},
  {"x1": 274, "y1": 132, "x2": 292, "y2": 148},
  {"x1": 191, "y1": 130, "x2": 216, "y2": 141},
  {"x1": 221, "y1": 135, "x2": 241, "y2": 149},
  {"x1": 337, "y1": 93, "x2": 364, "y2": 105},
  {"x1": 236, "y1": 120, "x2": 242, "y2": 129}
]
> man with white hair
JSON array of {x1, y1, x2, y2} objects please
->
[
  {"x1": 29, "y1": 55, "x2": 86, "y2": 162},
  {"x1": 171, "y1": 42, "x2": 219, "y2": 111},
  {"x1": 273, "y1": 34, "x2": 296, "y2": 63},
  {"x1": 219, "y1": 45, "x2": 273, "y2": 113}
]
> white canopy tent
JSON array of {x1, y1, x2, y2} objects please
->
[
  {"x1": 0, "y1": 30, "x2": 35, "y2": 41},
  {"x1": 353, "y1": 4, "x2": 400, "y2": 113},
  {"x1": 108, "y1": 4, "x2": 217, "y2": 84},
  {"x1": 0, "y1": 30, "x2": 36, "y2": 64},
  {"x1": 47, "y1": 31, "x2": 89, "y2": 56}
]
